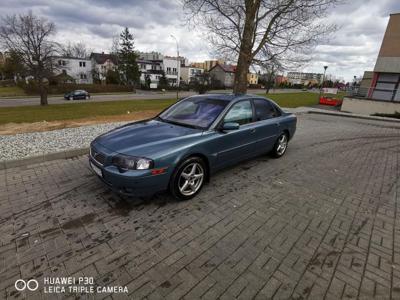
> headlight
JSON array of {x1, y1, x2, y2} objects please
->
[
  {"x1": 112, "y1": 155, "x2": 153, "y2": 171},
  {"x1": 136, "y1": 158, "x2": 152, "y2": 170}
]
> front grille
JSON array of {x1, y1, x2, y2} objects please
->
[{"x1": 90, "y1": 147, "x2": 106, "y2": 166}]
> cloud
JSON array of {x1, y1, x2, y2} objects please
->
[{"x1": 0, "y1": 0, "x2": 399, "y2": 81}]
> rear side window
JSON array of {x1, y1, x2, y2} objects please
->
[{"x1": 253, "y1": 99, "x2": 280, "y2": 121}]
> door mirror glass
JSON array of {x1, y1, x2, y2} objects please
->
[{"x1": 222, "y1": 122, "x2": 240, "y2": 131}]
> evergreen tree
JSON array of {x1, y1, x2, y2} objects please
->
[
  {"x1": 159, "y1": 70, "x2": 169, "y2": 89},
  {"x1": 144, "y1": 74, "x2": 151, "y2": 89},
  {"x1": 117, "y1": 27, "x2": 140, "y2": 86}
]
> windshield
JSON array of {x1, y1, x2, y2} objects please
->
[{"x1": 159, "y1": 97, "x2": 228, "y2": 129}]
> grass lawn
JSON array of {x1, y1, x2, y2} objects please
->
[
  {"x1": 0, "y1": 99, "x2": 176, "y2": 125},
  {"x1": 0, "y1": 86, "x2": 26, "y2": 97},
  {"x1": 0, "y1": 91, "x2": 349, "y2": 126},
  {"x1": 257, "y1": 91, "x2": 346, "y2": 108}
]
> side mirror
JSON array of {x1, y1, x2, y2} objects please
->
[{"x1": 222, "y1": 122, "x2": 240, "y2": 131}]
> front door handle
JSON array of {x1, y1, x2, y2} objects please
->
[{"x1": 250, "y1": 128, "x2": 256, "y2": 133}]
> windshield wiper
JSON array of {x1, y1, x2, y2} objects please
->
[{"x1": 156, "y1": 117, "x2": 201, "y2": 130}]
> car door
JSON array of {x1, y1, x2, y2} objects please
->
[
  {"x1": 72, "y1": 91, "x2": 79, "y2": 100},
  {"x1": 77, "y1": 91, "x2": 85, "y2": 99},
  {"x1": 251, "y1": 99, "x2": 281, "y2": 153},
  {"x1": 213, "y1": 100, "x2": 258, "y2": 168}
]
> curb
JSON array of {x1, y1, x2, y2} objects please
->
[
  {"x1": 0, "y1": 147, "x2": 89, "y2": 170},
  {"x1": 307, "y1": 110, "x2": 400, "y2": 123}
]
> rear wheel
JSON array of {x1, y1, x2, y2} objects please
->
[
  {"x1": 271, "y1": 133, "x2": 288, "y2": 158},
  {"x1": 68, "y1": 96, "x2": 72, "y2": 100},
  {"x1": 170, "y1": 157, "x2": 206, "y2": 200}
]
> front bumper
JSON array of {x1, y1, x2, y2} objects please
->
[{"x1": 89, "y1": 156, "x2": 171, "y2": 197}]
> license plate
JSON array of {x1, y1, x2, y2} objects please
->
[{"x1": 90, "y1": 162, "x2": 102, "y2": 177}]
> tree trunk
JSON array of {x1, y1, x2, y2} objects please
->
[
  {"x1": 233, "y1": 1, "x2": 259, "y2": 94},
  {"x1": 39, "y1": 80, "x2": 48, "y2": 106},
  {"x1": 233, "y1": 56, "x2": 251, "y2": 94}
]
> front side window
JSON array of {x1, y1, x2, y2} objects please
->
[
  {"x1": 253, "y1": 99, "x2": 280, "y2": 121},
  {"x1": 159, "y1": 98, "x2": 228, "y2": 129},
  {"x1": 223, "y1": 100, "x2": 253, "y2": 125}
]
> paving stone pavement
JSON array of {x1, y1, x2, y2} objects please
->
[{"x1": 0, "y1": 114, "x2": 399, "y2": 300}]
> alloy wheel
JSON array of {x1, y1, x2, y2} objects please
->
[
  {"x1": 276, "y1": 134, "x2": 288, "y2": 156},
  {"x1": 178, "y1": 162, "x2": 204, "y2": 196}
]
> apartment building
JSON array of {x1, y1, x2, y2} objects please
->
[
  {"x1": 163, "y1": 56, "x2": 181, "y2": 86},
  {"x1": 90, "y1": 52, "x2": 117, "y2": 82},
  {"x1": 191, "y1": 59, "x2": 225, "y2": 71},
  {"x1": 287, "y1": 72, "x2": 323, "y2": 85},
  {"x1": 247, "y1": 73, "x2": 259, "y2": 85},
  {"x1": 137, "y1": 52, "x2": 164, "y2": 84},
  {"x1": 181, "y1": 66, "x2": 204, "y2": 84},
  {"x1": 55, "y1": 56, "x2": 93, "y2": 84}
]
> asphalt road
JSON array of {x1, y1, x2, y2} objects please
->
[
  {"x1": 1, "y1": 114, "x2": 399, "y2": 299},
  {"x1": 0, "y1": 89, "x2": 302, "y2": 108}
]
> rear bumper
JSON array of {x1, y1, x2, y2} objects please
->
[{"x1": 89, "y1": 157, "x2": 171, "y2": 197}]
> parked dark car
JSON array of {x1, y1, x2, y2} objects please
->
[
  {"x1": 64, "y1": 90, "x2": 90, "y2": 100},
  {"x1": 89, "y1": 94, "x2": 297, "y2": 200}
]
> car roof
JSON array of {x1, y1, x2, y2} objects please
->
[{"x1": 188, "y1": 93, "x2": 266, "y2": 102}]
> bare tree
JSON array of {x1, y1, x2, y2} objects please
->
[
  {"x1": 183, "y1": 0, "x2": 341, "y2": 94},
  {"x1": 61, "y1": 42, "x2": 91, "y2": 58},
  {"x1": 258, "y1": 57, "x2": 282, "y2": 93},
  {"x1": 0, "y1": 12, "x2": 58, "y2": 105}
]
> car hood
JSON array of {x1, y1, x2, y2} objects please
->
[{"x1": 94, "y1": 119, "x2": 203, "y2": 156}]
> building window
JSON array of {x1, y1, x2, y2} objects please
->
[
  {"x1": 80, "y1": 73, "x2": 87, "y2": 79},
  {"x1": 372, "y1": 73, "x2": 400, "y2": 101},
  {"x1": 79, "y1": 61, "x2": 86, "y2": 67},
  {"x1": 58, "y1": 60, "x2": 66, "y2": 66},
  {"x1": 166, "y1": 67, "x2": 171, "y2": 74}
]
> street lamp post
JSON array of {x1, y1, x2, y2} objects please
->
[
  {"x1": 170, "y1": 34, "x2": 179, "y2": 100},
  {"x1": 318, "y1": 65, "x2": 328, "y2": 101}
]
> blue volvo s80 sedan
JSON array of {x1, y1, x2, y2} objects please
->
[{"x1": 89, "y1": 94, "x2": 297, "y2": 200}]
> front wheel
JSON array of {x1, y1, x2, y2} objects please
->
[
  {"x1": 170, "y1": 157, "x2": 206, "y2": 200},
  {"x1": 271, "y1": 133, "x2": 289, "y2": 158}
]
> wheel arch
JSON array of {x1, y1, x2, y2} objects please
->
[
  {"x1": 174, "y1": 152, "x2": 211, "y2": 183},
  {"x1": 283, "y1": 129, "x2": 290, "y2": 139}
]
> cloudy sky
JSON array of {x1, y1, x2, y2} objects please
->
[{"x1": 1, "y1": 0, "x2": 400, "y2": 81}]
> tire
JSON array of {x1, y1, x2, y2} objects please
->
[
  {"x1": 170, "y1": 157, "x2": 207, "y2": 200},
  {"x1": 68, "y1": 96, "x2": 72, "y2": 100},
  {"x1": 271, "y1": 132, "x2": 289, "y2": 158}
]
